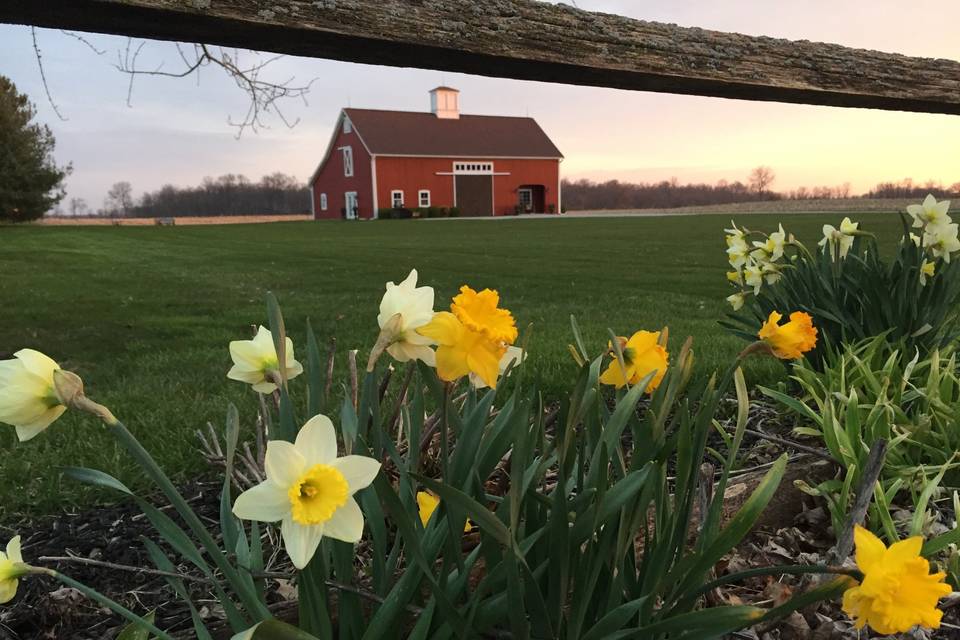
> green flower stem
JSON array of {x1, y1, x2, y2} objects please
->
[
  {"x1": 109, "y1": 419, "x2": 272, "y2": 621},
  {"x1": 32, "y1": 567, "x2": 178, "y2": 640},
  {"x1": 675, "y1": 564, "x2": 860, "y2": 610}
]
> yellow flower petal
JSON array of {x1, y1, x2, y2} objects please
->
[{"x1": 451, "y1": 286, "x2": 518, "y2": 344}]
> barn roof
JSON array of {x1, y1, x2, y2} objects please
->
[{"x1": 343, "y1": 108, "x2": 563, "y2": 158}]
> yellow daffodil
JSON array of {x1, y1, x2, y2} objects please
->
[
  {"x1": 227, "y1": 326, "x2": 303, "y2": 394},
  {"x1": 743, "y1": 261, "x2": 764, "y2": 294},
  {"x1": 232, "y1": 414, "x2": 381, "y2": 569},
  {"x1": 758, "y1": 311, "x2": 817, "y2": 360},
  {"x1": 0, "y1": 535, "x2": 24, "y2": 604},
  {"x1": 451, "y1": 286, "x2": 518, "y2": 344},
  {"x1": 923, "y1": 222, "x2": 960, "y2": 263},
  {"x1": 600, "y1": 330, "x2": 669, "y2": 392},
  {"x1": 726, "y1": 292, "x2": 746, "y2": 311},
  {"x1": 752, "y1": 224, "x2": 787, "y2": 261},
  {"x1": 0, "y1": 349, "x2": 67, "y2": 441},
  {"x1": 416, "y1": 491, "x2": 471, "y2": 532},
  {"x1": 819, "y1": 218, "x2": 858, "y2": 260},
  {"x1": 842, "y1": 525, "x2": 951, "y2": 635},
  {"x1": 376, "y1": 269, "x2": 436, "y2": 366},
  {"x1": 908, "y1": 194, "x2": 951, "y2": 229},
  {"x1": 920, "y1": 259, "x2": 936, "y2": 286},
  {"x1": 470, "y1": 346, "x2": 525, "y2": 390},
  {"x1": 417, "y1": 312, "x2": 505, "y2": 389}
]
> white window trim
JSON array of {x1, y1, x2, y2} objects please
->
[
  {"x1": 518, "y1": 188, "x2": 533, "y2": 208},
  {"x1": 418, "y1": 190, "x2": 431, "y2": 207},
  {"x1": 320, "y1": 193, "x2": 328, "y2": 211},
  {"x1": 453, "y1": 162, "x2": 493, "y2": 175},
  {"x1": 341, "y1": 146, "x2": 354, "y2": 177},
  {"x1": 391, "y1": 190, "x2": 404, "y2": 207}
]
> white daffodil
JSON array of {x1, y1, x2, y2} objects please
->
[
  {"x1": 908, "y1": 194, "x2": 951, "y2": 229},
  {"x1": 752, "y1": 224, "x2": 787, "y2": 262},
  {"x1": 910, "y1": 233, "x2": 922, "y2": 247},
  {"x1": 232, "y1": 414, "x2": 381, "y2": 569},
  {"x1": 726, "y1": 292, "x2": 746, "y2": 311},
  {"x1": 743, "y1": 261, "x2": 764, "y2": 294},
  {"x1": 724, "y1": 222, "x2": 745, "y2": 246},
  {"x1": 469, "y1": 346, "x2": 526, "y2": 389},
  {"x1": 819, "y1": 218, "x2": 858, "y2": 260},
  {"x1": 0, "y1": 350, "x2": 67, "y2": 442},
  {"x1": 920, "y1": 259, "x2": 936, "y2": 286},
  {"x1": 377, "y1": 269, "x2": 436, "y2": 366},
  {"x1": 726, "y1": 270, "x2": 743, "y2": 285},
  {"x1": 0, "y1": 536, "x2": 24, "y2": 604},
  {"x1": 227, "y1": 326, "x2": 303, "y2": 394},
  {"x1": 761, "y1": 261, "x2": 782, "y2": 286},
  {"x1": 924, "y1": 223, "x2": 960, "y2": 263}
]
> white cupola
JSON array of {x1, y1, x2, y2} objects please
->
[{"x1": 429, "y1": 86, "x2": 460, "y2": 119}]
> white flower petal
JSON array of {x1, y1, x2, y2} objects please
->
[
  {"x1": 14, "y1": 349, "x2": 58, "y2": 380},
  {"x1": 14, "y1": 406, "x2": 65, "y2": 441},
  {"x1": 323, "y1": 497, "x2": 364, "y2": 543},
  {"x1": 226, "y1": 366, "x2": 264, "y2": 385},
  {"x1": 229, "y1": 341, "x2": 265, "y2": 369},
  {"x1": 281, "y1": 516, "x2": 324, "y2": 569},
  {"x1": 295, "y1": 415, "x2": 338, "y2": 466},
  {"x1": 330, "y1": 456, "x2": 381, "y2": 494},
  {"x1": 232, "y1": 481, "x2": 290, "y2": 522},
  {"x1": 6, "y1": 536, "x2": 21, "y2": 564},
  {"x1": 231, "y1": 622, "x2": 263, "y2": 640},
  {"x1": 264, "y1": 440, "x2": 305, "y2": 487}
]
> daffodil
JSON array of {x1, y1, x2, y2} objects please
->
[
  {"x1": 920, "y1": 259, "x2": 936, "y2": 286},
  {"x1": 752, "y1": 224, "x2": 787, "y2": 261},
  {"x1": 470, "y1": 346, "x2": 525, "y2": 390},
  {"x1": 600, "y1": 330, "x2": 669, "y2": 392},
  {"x1": 819, "y1": 218, "x2": 858, "y2": 260},
  {"x1": 758, "y1": 311, "x2": 817, "y2": 360},
  {"x1": 726, "y1": 292, "x2": 746, "y2": 311},
  {"x1": 232, "y1": 414, "x2": 381, "y2": 569},
  {"x1": 761, "y1": 261, "x2": 782, "y2": 286},
  {"x1": 908, "y1": 194, "x2": 951, "y2": 229},
  {"x1": 724, "y1": 222, "x2": 745, "y2": 246},
  {"x1": 726, "y1": 237, "x2": 749, "y2": 269},
  {"x1": 0, "y1": 535, "x2": 24, "y2": 604},
  {"x1": 0, "y1": 349, "x2": 67, "y2": 441},
  {"x1": 451, "y1": 286, "x2": 518, "y2": 344},
  {"x1": 923, "y1": 222, "x2": 960, "y2": 263},
  {"x1": 376, "y1": 269, "x2": 436, "y2": 365},
  {"x1": 227, "y1": 326, "x2": 303, "y2": 394},
  {"x1": 416, "y1": 491, "x2": 471, "y2": 532},
  {"x1": 743, "y1": 260, "x2": 764, "y2": 294},
  {"x1": 417, "y1": 312, "x2": 505, "y2": 389},
  {"x1": 726, "y1": 270, "x2": 742, "y2": 284},
  {"x1": 842, "y1": 525, "x2": 951, "y2": 635}
]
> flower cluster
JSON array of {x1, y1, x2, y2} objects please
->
[
  {"x1": 908, "y1": 195, "x2": 959, "y2": 283},
  {"x1": 818, "y1": 217, "x2": 860, "y2": 260},
  {"x1": 724, "y1": 222, "x2": 790, "y2": 310}
]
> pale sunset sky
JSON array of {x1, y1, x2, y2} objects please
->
[{"x1": 0, "y1": 0, "x2": 958, "y2": 210}]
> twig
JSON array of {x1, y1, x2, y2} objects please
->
[
  {"x1": 830, "y1": 439, "x2": 887, "y2": 565},
  {"x1": 31, "y1": 27, "x2": 67, "y2": 121},
  {"x1": 743, "y1": 427, "x2": 837, "y2": 463},
  {"x1": 39, "y1": 554, "x2": 211, "y2": 584},
  {"x1": 348, "y1": 349, "x2": 359, "y2": 411},
  {"x1": 323, "y1": 337, "x2": 337, "y2": 405}
]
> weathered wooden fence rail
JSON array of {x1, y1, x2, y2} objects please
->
[{"x1": 3, "y1": 0, "x2": 959, "y2": 114}]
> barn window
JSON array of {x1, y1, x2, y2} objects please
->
[
  {"x1": 320, "y1": 193, "x2": 328, "y2": 211},
  {"x1": 342, "y1": 146, "x2": 354, "y2": 177},
  {"x1": 418, "y1": 190, "x2": 431, "y2": 207},
  {"x1": 391, "y1": 190, "x2": 404, "y2": 207},
  {"x1": 342, "y1": 118, "x2": 352, "y2": 134}
]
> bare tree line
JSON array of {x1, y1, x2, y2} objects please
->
[
  {"x1": 562, "y1": 167, "x2": 960, "y2": 211},
  {"x1": 55, "y1": 173, "x2": 310, "y2": 218}
]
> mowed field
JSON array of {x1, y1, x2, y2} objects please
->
[{"x1": 0, "y1": 212, "x2": 906, "y2": 514}]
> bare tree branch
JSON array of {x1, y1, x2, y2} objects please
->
[{"x1": 30, "y1": 27, "x2": 67, "y2": 121}]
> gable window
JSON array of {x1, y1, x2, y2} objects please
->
[
  {"x1": 391, "y1": 190, "x2": 404, "y2": 208},
  {"x1": 320, "y1": 193, "x2": 328, "y2": 211},
  {"x1": 341, "y1": 146, "x2": 354, "y2": 177},
  {"x1": 418, "y1": 190, "x2": 431, "y2": 207},
  {"x1": 342, "y1": 118, "x2": 352, "y2": 134}
]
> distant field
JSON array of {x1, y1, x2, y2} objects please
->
[
  {"x1": 0, "y1": 212, "x2": 906, "y2": 514},
  {"x1": 35, "y1": 214, "x2": 313, "y2": 226},
  {"x1": 572, "y1": 197, "x2": 918, "y2": 216}
]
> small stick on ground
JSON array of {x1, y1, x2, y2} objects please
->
[
  {"x1": 323, "y1": 337, "x2": 336, "y2": 405},
  {"x1": 348, "y1": 349, "x2": 359, "y2": 410},
  {"x1": 830, "y1": 439, "x2": 887, "y2": 565}
]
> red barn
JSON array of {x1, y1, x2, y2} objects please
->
[{"x1": 309, "y1": 87, "x2": 563, "y2": 219}]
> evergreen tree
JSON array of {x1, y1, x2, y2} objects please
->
[{"x1": 0, "y1": 76, "x2": 70, "y2": 222}]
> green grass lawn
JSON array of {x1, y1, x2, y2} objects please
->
[{"x1": 0, "y1": 212, "x2": 906, "y2": 514}]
